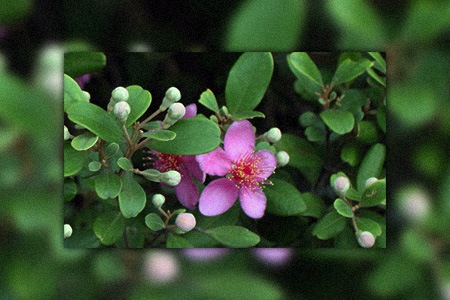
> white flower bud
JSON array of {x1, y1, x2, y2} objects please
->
[
  {"x1": 144, "y1": 251, "x2": 179, "y2": 284},
  {"x1": 162, "y1": 103, "x2": 186, "y2": 128},
  {"x1": 113, "y1": 101, "x2": 131, "y2": 124},
  {"x1": 365, "y1": 177, "x2": 379, "y2": 188},
  {"x1": 264, "y1": 128, "x2": 282, "y2": 143},
  {"x1": 219, "y1": 106, "x2": 229, "y2": 116},
  {"x1": 160, "y1": 87, "x2": 181, "y2": 111},
  {"x1": 152, "y1": 194, "x2": 166, "y2": 208},
  {"x1": 64, "y1": 224, "x2": 73, "y2": 238},
  {"x1": 82, "y1": 91, "x2": 91, "y2": 102},
  {"x1": 356, "y1": 231, "x2": 376, "y2": 248},
  {"x1": 175, "y1": 213, "x2": 196, "y2": 232},
  {"x1": 276, "y1": 151, "x2": 289, "y2": 167},
  {"x1": 160, "y1": 170, "x2": 181, "y2": 186},
  {"x1": 334, "y1": 176, "x2": 350, "y2": 196},
  {"x1": 397, "y1": 185, "x2": 430, "y2": 223},
  {"x1": 111, "y1": 86, "x2": 129, "y2": 102},
  {"x1": 64, "y1": 125, "x2": 70, "y2": 140}
]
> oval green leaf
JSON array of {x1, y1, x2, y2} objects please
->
[
  {"x1": 312, "y1": 211, "x2": 347, "y2": 240},
  {"x1": 104, "y1": 142, "x2": 120, "y2": 158},
  {"x1": 71, "y1": 132, "x2": 98, "y2": 151},
  {"x1": 231, "y1": 111, "x2": 265, "y2": 120},
  {"x1": 333, "y1": 198, "x2": 353, "y2": 218},
  {"x1": 265, "y1": 179, "x2": 306, "y2": 216},
  {"x1": 64, "y1": 142, "x2": 88, "y2": 177},
  {"x1": 360, "y1": 179, "x2": 386, "y2": 207},
  {"x1": 199, "y1": 89, "x2": 219, "y2": 113},
  {"x1": 88, "y1": 161, "x2": 102, "y2": 172},
  {"x1": 125, "y1": 85, "x2": 152, "y2": 127},
  {"x1": 320, "y1": 109, "x2": 355, "y2": 135},
  {"x1": 67, "y1": 102, "x2": 124, "y2": 143},
  {"x1": 95, "y1": 170, "x2": 122, "y2": 200},
  {"x1": 225, "y1": 0, "x2": 306, "y2": 52},
  {"x1": 142, "y1": 130, "x2": 176, "y2": 141},
  {"x1": 64, "y1": 74, "x2": 87, "y2": 112},
  {"x1": 225, "y1": 52, "x2": 273, "y2": 113},
  {"x1": 64, "y1": 52, "x2": 106, "y2": 79},
  {"x1": 206, "y1": 226, "x2": 260, "y2": 248},
  {"x1": 287, "y1": 52, "x2": 323, "y2": 96},
  {"x1": 117, "y1": 157, "x2": 133, "y2": 171},
  {"x1": 355, "y1": 217, "x2": 382, "y2": 236},
  {"x1": 148, "y1": 116, "x2": 220, "y2": 155},
  {"x1": 299, "y1": 192, "x2": 325, "y2": 219},
  {"x1": 93, "y1": 211, "x2": 125, "y2": 245},
  {"x1": 357, "y1": 143, "x2": 385, "y2": 191},
  {"x1": 331, "y1": 58, "x2": 374, "y2": 86},
  {"x1": 118, "y1": 173, "x2": 146, "y2": 218},
  {"x1": 144, "y1": 213, "x2": 165, "y2": 231}
]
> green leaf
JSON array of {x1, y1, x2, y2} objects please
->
[
  {"x1": 357, "y1": 143, "x2": 385, "y2": 191},
  {"x1": 166, "y1": 234, "x2": 194, "y2": 248},
  {"x1": 333, "y1": 199, "x2": 353, "y2": 218},
  {"x1": 71, "y1": 132, "x2": 98, "y2": 151},
  {"x1": 312, "y1": 211, "x2": 347, "y2": 240},
  {"x1": 356, "y1": 120, "x2": 379, "y2": 144},
  {"x1": 64, "y1": 52, "x2": 106, "y2": 79},
  {"x1": 67, "y1": 102, "x2": 124, "y2": 143},
  {"x1": 275, "y1": 133, "x2": 323, "y2": 185},
  {"x1": 401, "y1": 229, "x2": 434, "y2": 263},
  {"x1": 346, "y1": 188, "x2": 362, "y2": 201},
  {"x1": 299, "y1": 192, "x2": 325, "y2": 218},
  {"x1": 225, "y1": 52, "x2": 273, "y2": 113},
  {"x1": 206, "y1": 226, "x2": 260, "y2": 248},
  {"x1": 93, "y1": 211, "x2": 125, "y2": 245},
  {"x1": 142, "y1": 130, "x2": 176, "y2": 141},
  {"x1": 367, "y1": 68, "x2": 386, "y2": 87},
  {"x1": 224, "y1": 0, "x2": 306, "y2": 51},
  {"x1": 94, "y1": 170, "x2": 122, "y2": 200},
  {"x1": 64, "y1": 141, "x2": 88, "y2": 177},
  {"x1": 125, "y1": 85, "x2": 152, "y2": 127},
  {"x1": 199, "y1": 89, "x2": 219, "y2": 113},
  {"x1": 299, "y1": 111, "x2": 320, "y2": 127},
  {"x1": 287, "y1": 52, "x2": 323, "y2": 96},
  {"x1": 265, "y1": 179, "x2": 306, "y2": 216},
  {"x1": 356, "y1": 217, "x2": 382, "y2": 236},
  {"x1": 104, "y1": 142, "x2": 120, "y2": 158},
  {"x1": 305, "y1": 125, "x2": 326, "y2": 142},
  {"x1": 377, "y1": 105, "x2": 386, "y2": 133},
  {"x1": 118, "y1": 173, "x2": 146, "y2": 218},
  {"x1": 64, "y1": 179, "x2": 77, "y2": 202},
  {"x1": 88, "y1": 161, "x2": 102, "y2": 172},
  {"x1": 368, "y1": 52, "x2": 386, "y2": 74},
  {"x1": 64, "y1": 74, "x2": 87, "y2": 112},
  {"x1": 144, "y1": 213, "x2": 165, "y2": 231},
  {"x1": 331, "y1": 58, "x2": 373, "y2": 86},
  {"x1": 320, "y1": 109, "x2": 355, "y2": 134},
  {"x1": 231, "y1": 111, "x2": 265, "y2": 120},
  {"x1": 0, "y1": 0, "x2": 31, "y2": 23},
  {"x1": 148, "y1": 116, "x2": 221, "y2": 155},
  {"x1": 340, "y1": 144, "x2": 361, "y2": 167},
  {"x1": 360, "y1": 179, "x2": 386, "y2": 207},
  {"x1": 117, "y1": 157, "x2": 133, "y2": 171}
]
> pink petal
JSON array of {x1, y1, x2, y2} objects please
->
[
  {"x1": 224, "y1": 120, "x2": 255, "y2": 161},
  {"x1": 239, "y1": 185, "x2": 266, "y2": 219},
  {"x1": 182, "y1": 155, "x2": 205, "y2": 183},
  {"x1": 199, "y1": 178, "x2": 239, "y2": 216},
  {"x1": 252, "y1": 150, "x2": 277, "y2": 180},
  {"x1": 195, "y1": 147, "x2": 232, "y2": 176},
  {"x1": 175, "y1": 168, "x2": 199, "y2": 210},
  {"x1": 183, "y1": 103, "x2": 197, "y2": 119}
]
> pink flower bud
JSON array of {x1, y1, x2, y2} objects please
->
[
  {"x1": 334, "y1": 176, "x2": 350, "y2": 195},
  {"x1": 113, "y1": 101, "x2": 131, "y2": 123},
  {"x1": 144, "y1": 251, "x2": 179, "y2": 284},
  {"x1": 365, "y1": 177, "x2": 379, "y2": 188},
  {"x1": 175, "y1": 213, "x2": 196, "y2": 232},
  {"x1": 356, "y1": 231, "x2": 376, "y2": 248}
]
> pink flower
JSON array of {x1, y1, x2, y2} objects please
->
[
  {"x1": 147, "y1": 104, "x2": 205, "y2": 209},
  {"x1": 196, "y1": 120, "x2": 277, "y2": 219}
]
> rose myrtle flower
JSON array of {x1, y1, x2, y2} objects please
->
[
  {"x1": 147, "y1": 104, "x2": 205, "y2": 209},
  {"x1": 253, "y1": 248, "x2": 294, "y2": 267},
  {"x1": 196, "y1": 119, "x2": 277, "y2": 219}
]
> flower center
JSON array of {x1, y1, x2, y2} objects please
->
[
  {"x1": 153, "y1": 153, "x2": 182, "y2": 172},
  {"x1": 230, "y1": 154, "x2": 262, "y2": 189}
]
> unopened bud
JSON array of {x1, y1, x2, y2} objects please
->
[
  {"x1": 330, "y1": 91, "x2": 337, "y2": 101},
  {"x1": 219, "y1": 106, "x2": 229, "y2": 116},
  {"x1": 365, "y1": 177, "x2": 379, "y2": 188},
  {"x1": 356, "y1": 231, "x2": 376, "y2": 248},
  {"x1": 111, "y1": 86, "x2": 129, "y2": 102},
  {"x1": 152, "y1": 194, "x2": 166, "y2": 207},
  {"x1": 162, "y1": 103, "x2": 185, "y2": 128},
  {"x1": 264, "y1": 127, "x2": 282, "y2": 143},
  {"x1": 334, "y1": 176, "x2": 350, "y2": 196},
  {"x1": 144, "y1": 251, "x2": 179, "y2": 284},
  {"x1": 276, "y1": 151, "x2": 289, "y2": 167},
  {"x1": 64, "y1": 224, "x2": 73, "y2": 238},
  {"x1": 318, "y1": 97, "x2": 326, "y2": 105},
  {"x1": 64, "y1": 125, "x2": 70, "y2": 140},
  {"x1": 160, "y1": 87, "x2": 181, "y2": 111},
  {"x1": 160, "y1": 170, "x2": 181, "y2": 186},
  {"x1": 82, "y1": 91, "x2": 91, "y2": 102},
  {"x1": 175, "y1": 213, "x2": 196, "y2": 232},
  {"x1": 210, "y1": 115, "x2": 219, "y2": 124},
  {"x1": 113, "y1": 101, "x2": 131, "y2": 124}
]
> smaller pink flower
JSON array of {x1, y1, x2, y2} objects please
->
[
  {"x1": 146, "y1": 104, "x2": 205, "y2": 209},
  {"x1": 196, "y1": 120, "x2": 277, "y2": 219}
]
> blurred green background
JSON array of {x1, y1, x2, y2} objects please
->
[{"x1": 1, "y1": 0, "x2": 450, "y2": 298}]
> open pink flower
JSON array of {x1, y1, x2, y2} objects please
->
[
  {"x1": 147, "y1": 104, "x2": 205, "y2": 209},
  {"x1": 196, "y1": 120, "x2": 277, "y2": 219}
]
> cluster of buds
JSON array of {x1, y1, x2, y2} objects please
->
[
  {"x1": 159, "y1": 87, "x2": 181, "y2": 111},
  {"x1": 107, "y1": 87, "x2": 131, "y2": 124}
]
